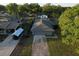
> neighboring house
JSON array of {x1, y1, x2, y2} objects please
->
[
  {"x1": 0, "y1": 13, "x2": 10, "y2": 21},
  {"x1": 0, "y1": 12, "x2": 21, "y2": 35},
  {"x1": 31, "y1": 16, "x2": 57, "y2": 38},
  {"x1": 36, "y1": 15, "x2": 47, "y2": 22},
  {"x1": 37, "y1": 15, "x2": 48, "y2": 19}
]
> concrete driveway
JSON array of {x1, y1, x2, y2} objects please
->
[
  {"x1": 0, "y1": 35, "x2": 20, "y2": 56},
  {"x1": 32, "y1": 35, "x2": 49, "y2": 56}
]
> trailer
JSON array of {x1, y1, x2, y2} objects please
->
[{"x1": 12, "y1": 28, "x2": 24, "y2": 40}]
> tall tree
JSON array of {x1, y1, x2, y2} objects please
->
[
  {"x1": 23, "y1": 3, "x2": 30, "y2": 13},
  {"x1": 18, "y1": 5, "x2": 27, "y2": 18},
  {"x1": 0, "y1": 5, "x2": 6, "y2": 12},
  {"x1": 59, "y1": 5, "x2": 79, "y2": 46},
  {"x1": 29, "y1": 3, "x2": 42, "y2": 14},
  {"x1": 6, "y1": 3, "x2": 18, "y2": 18}
]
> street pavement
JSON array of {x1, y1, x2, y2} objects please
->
[{"x1": 0, "y1": 35, "x2": 20, "y2": 56}]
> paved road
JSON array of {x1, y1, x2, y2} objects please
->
[
  {"x1": 0, "y1": 35, "x2": 20, "y2": 56},
  {"x1": 32, "y1": 35, "x2": 49, "y2": 56}
]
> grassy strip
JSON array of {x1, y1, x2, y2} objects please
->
[
  {"x1": 11, "y1": 35, "x2": 33, "y2": 56},
  {"x1": 47, "y1": 38, "x2": 79, "y2": 56}
]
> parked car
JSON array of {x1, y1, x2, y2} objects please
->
[{"x1": 12, "y1": 28, "x2": 24, "y2": 40}]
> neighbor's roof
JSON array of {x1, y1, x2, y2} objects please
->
[
  {"x1": 0, "y1": 13, "x2": 10, "y2": 17},
  {"x1": 32, "y1": 27, "x2": 44, "y2": 35},
  {"x1": 31, "y1": 19, "x2": 54, "y2": 32},
  {"x1": 7, "y1": 21, "x2": 20, "y2": 29},
  {"x1": 42, "y1": 20, "x2": 53, "y2": 28},
  {"x1": 0, "y1": 21, "x2": 9, "y2": 29},
  {"x1": 0, "y1": 21, "x2": 20, "y2": 29}
]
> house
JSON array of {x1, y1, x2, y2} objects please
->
[
  {"x1": 31, "y1": 16, "x2": 57, "y2": 38},
  {"x1": 37, "y1": 15, "x2": 48, "y2": 19},
  {"x1": 35, "y1": 15, "x2": 49, "y2": 22},
  {"x1": 0, "y1": 12, "x2": 21, "y2": 35},
  {"x1": 0, "y1": 12, "x2": 10, "y2": 21}
]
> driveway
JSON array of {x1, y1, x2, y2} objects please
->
[
  {"x1": 32, "y1": 35, "x2": 49, "y2": 56},
  {"x1": 0, "y1": 35, "x2": 20, "y2": 56}
]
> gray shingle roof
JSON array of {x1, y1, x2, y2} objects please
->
[
  {"x1": 42, "y1": 20, "x2": 53, "y2": 29},
  {"x1": 0, "y1": 21, "x2": 9, "y2": 29},
  {"x1": 0, "y1": 21, "x2": 20, "y2": 29},
  {"x1": 32, "y1": 27, "x2": 44, "y2": 35},
  {"x1": 0, "y1": 12, "x2": 21, "y2": 30},
  {"x1": 7, "y1": 21, "x2": 20, "y2": 29},
  {"x1": 31, "y1": 19, "x2": 55, "y2": 33}
]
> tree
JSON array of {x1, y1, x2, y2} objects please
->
[
  {"x1": 6, "y1": 3, "x2": 18, "y2": 18},
  {"x1": 18, "y1": 5, "x2": 27, "y2": 19},
  {"x1": 23, "y1": 3, "x2": 30, "y2": 13},
  {"x1": 59, "y1": 5, "x2": 79, "y2": 46},
  {"x1": 42, "y1": 3, "x2": 67, "y2": 18},
  {"x1": 42, "y1": 3, "x2": 53, "y2": 17},
  {"x1": 29, "y1": 3, "x2": 42, "y2": 14},
  {"x1": 0, "y1": 5, "x2": 6, "y2": 12}
]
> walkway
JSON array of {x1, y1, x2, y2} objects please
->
[
  {"x1": 32, "y1": 35, "x2": 49, "y2": 56},
  {"x1": 0, "y1": 35, "x2": 20, "y2": 56}
]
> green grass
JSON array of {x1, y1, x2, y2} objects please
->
[
  {"x1": 11, "y1": 35, "x2": 33, "y2": 56},
  {"x1": 47, "y1": 38, "x2": 79, "y2": 56},
  {"x1": 19, "y1": 36, "x2": 33, "y2": 56}
]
